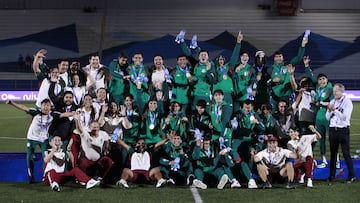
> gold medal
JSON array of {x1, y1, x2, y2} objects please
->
[
  {"x1": 149, "y1": 123, "x2": 155, "y2": 130},
  {"x1": 215, "y1": 119, "x2": 219, "y2": 124},
  {"x1": 186, "y1": 72, "x2": 191, "y2": 78},
  {"x1": 223, "y1": 75, "x2": 227, "y2": 80}
]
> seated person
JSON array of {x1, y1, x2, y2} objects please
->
[
  {"x1": 116, "y1": 137, "x2": 168, "y2": 188},
  {"x1": 254, "y1": 136, "x2": 298, "y2": 189},
  {"x1": 43, "y1": 135, "x2": 100, "y2": 192}
]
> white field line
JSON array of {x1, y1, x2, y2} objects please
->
[{"x1": 190, "y1": 186, "x2": 203, "y2": 203}]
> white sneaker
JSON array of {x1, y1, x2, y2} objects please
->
[
  {"x1": 51, "y1": 182, "x2": 60, "y2": 192},
  {"x1": 167, "y1": 178, "x2": 175, "y2": 185},
  {"x1": 307, "y1": 178, "x2": 313, "y2": 188},
  {"x1": 86, "y1": 179, "x2": 100, "y2": 189},
  {"x1": 336, "y1": 161, "x2": 341, "y2": 169},
  {"x1": 217, "y1": 174, "x2": 229, "y2": 189},
  {"x1": 116, "y1": 179, "x2": 129, "y2": 188},
  {"x1": 317, "y1": 161, "x2": 327, "y2": 168},
  {"x1": 156, "y1": 178, "x2": 166, "y2": 188},
  {"x1": 231, "y1": 179, "x2": 241, "y2": 188},
  {"x1": 193, "y1": 179, "x2": 207, "y2": 189},
  {"x1": 248, "y1": 178, "x2": 258, "y2": 189},
  {"x1": 299, "y1": 174, "x2": 305, "y2": 184}
]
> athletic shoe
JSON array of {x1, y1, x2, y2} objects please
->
[
  {"x1": 345, "y1": 177, "x2": 356, "y2": 184},
  {"x1": 307, "y1": 178, "x2": 313, "y2": 187},
  {"x1": 263, "y1": 181, "x2": 272, "y2": 189},
  {"x1": 51, "y1": 182, "x2": 60, "y2": 192},
  {"x1": 156, "y1": 178, "x2": 166, "y2": 188},
  {"x1": 286, "y1": 182, "x2": 296, "y2": 189},
  {"x1": 167, "y1": 178, "x2": 175, "y2": 185},
  {"x1": 193, "y1": 179, "x2": 207, "y2": 189},
  {"x1": 217, "y1": 174, "x2": 229, "y2": 189},
  {"x1": 336, "y1": 161, "x2": 341, "y2": 169},
  {"x1": 231, "y1": 179, "x2": 241, "y2": 188},
  {"x1": 317, "y1": 161, "x2": 327, "y2": 168},
  {"x1": 187, "y1": 174, "x2": 195, "y2": 186},
  {"x1": 86, "y1": 179, "x2": 100, "y2": 189},
  {"x1": 116, "y1": 179, "x2": 129, "y2": 188},
  {"x1": 248, "y1": 178, "x2": 258, "y2": 189},
  {"x1": 299, "y1": 174, "x2": 305, "y2": 184}
]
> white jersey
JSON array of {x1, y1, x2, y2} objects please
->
[
  {"x1": 59, "y1": 72, "x2": 69, "y2": 87},
  {"x1": 85, "y1": 64, "x2": 105, "y2": 91},
  {"x1": 27, "y1": 111, "x2": 54, "y2": 142},
  {"x1": 130, "y1": 151, "x2": 151, "y2": 171},
  {"x1": 44, "y1": 149, "x2": 66, "y2": 174},
  {"x1": 256, "y1": 147, "x2": 293, "y2": 169},
  {"x1": 287, "y1": 134, "x2": 317, "y2": 162},
  {"x1": 81, "y1": 130, "x2": 109, "y2": 161},
  {"x1": 151, "y1": 69, "x2": 166, "y2": 89},
  {"x1": 72, "y1": 86, "x2": 86, "y2": 106}
]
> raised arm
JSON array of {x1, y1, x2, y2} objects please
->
[
  {"x1": 289, "y1": 38, "x2": 308, "y2": 66},
  {"x1": 6, "y1": 100, "x2": 29, "y2": 112},
  {"x1": 32, "y1": 49, "x2": 47, "y2": 76},
  {"x1": 229, "y1": 31, "x2": 243, "y2": 69}
]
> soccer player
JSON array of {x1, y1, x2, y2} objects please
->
[
  {"x1": 287, "y1": 125, "x2": 321, "y2": 187},
  {"x1": 7, "y1": 99, "x2": 73, "y2": 183},
  {"x1": 116, "y1": 137, "x2": 168, "y2": 188},
  {"x1": 254, "y1": 136, "x2": 298, "y2": 189},
  {"x1": 43, "y1": 135, "x2": 100, "y2": 191},
  {"x1": 108, "y1": 51, "x2": 130, "y2": 105}
]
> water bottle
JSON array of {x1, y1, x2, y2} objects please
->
[
  {"x1": 172, "y1": 157, "x2": 180, "y2": 171},
  {"x1": 165, "y1": 69, "x2": 172, "y2": 83},
  {"x1": 351, "y1": 155, "x2": 359, "y2": 159},
  {"x1": 111, "y1": 128, "x2": 121, "y2": 143},
  {"x1": 303, "y1": 29, "x2": 311, "y2": 40},
  {"x1": 175, "y1": 29, "x2": 186, "y2": 44},
  {"x1": 189, "y1": 34, "x2": 198, "y2": 49},
  {"x1": 195, "y1": 128, "x2": 203, "y2": 141},
  {"x1": 219, "y1": 137, "x2": 225, "y2": 149},
  {"x1": 232, "y1": 117, "x2": 238, "y2": 129},
  {"x1": 355, "y1": 149, "x2": 360, "y2": 154}
]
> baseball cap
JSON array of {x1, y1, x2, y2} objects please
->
[{"x1": 268, "y1": 136, "x2": 278, "y2": 142}]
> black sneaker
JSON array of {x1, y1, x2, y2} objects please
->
[
  {"x1": 345, "y1": 177, "x2": 356, "y2": 184},
  {"x1": 263, "y1": 181, "x2": 272, "y2": 189},
  {"x1": 286, "y1": 182, "x2": 296, "y2": 189},
  {"x1": 187, "y1": 174, "x2": 195, "y2": 186}
]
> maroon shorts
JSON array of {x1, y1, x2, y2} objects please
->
[{"x1": 131, "y1": 170, "x2": 151, "y2": 183}]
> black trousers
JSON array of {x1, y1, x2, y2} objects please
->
[{"x1": 329, "y1": 127, "x2": 355, "y2": 179}]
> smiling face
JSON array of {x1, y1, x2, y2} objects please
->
[
  {"x1": 274, "y1": 54, "x2": 284, "y2": 65},
  {"x1": 318, "y1": 76, "x2": 328, "y2": 88},
  {"x1": 153, "y1": 55, "x2": 163, "y2": 69},
  {"x1": 63, "y1": 93, "x2": 74, "y2": 106},
  {"x1": 132, "y1": 54, "x2": 143, "y2": 66},
  {"x1": 240, "y1": 53, "x2": 249, "y2": 64},
  {"x1": 51, "y1": 136, "x2": 63, "y2": 150},
  {"x1": 40, "y1": 101, "x2": 52, "y2": 115},
  {"x1": 89, "y1": 56, "x2": 100, "y2": 68},
  {"x1": 289, "y1": 128, "x2": 300, "y2": 140},
  {"x1": 124, "y1": 96, "x2": 133, "y2": 110},
  {"x1": 198, "y1": 51, "x2": 209, "y2": 63},
  {"x1": 89, "y1": 121, "x2": 100, "y2": 136},
  {"x1": 177, "y1": 56, "x2": 188, "y2": 68},
  {"x1": 148, "y1": 100, "x2": 157, "y2": 112}
]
